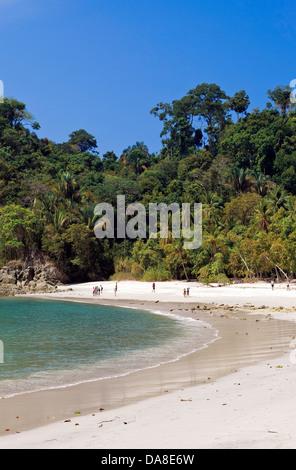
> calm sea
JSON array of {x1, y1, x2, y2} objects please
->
[{"x1": 0, "y1": 298, "x2": 217, "y2": 397}]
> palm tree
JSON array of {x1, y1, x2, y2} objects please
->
[
  {"x1": 251, "y1": 171, "x2": 274, "y2": 196},
  {"x1": 227, "y1": 167, "x2": 252, "y2": 193},
  {"x1": 200, "y1": 191, "x2": 224, "y2": 233},
  {"x1": 253, "y1": 198, "x2": 272, "y2": 233},
  {"x1": 126, "y1": 149, "x2": 149, "y2": 175},
  {"x1": 46, "y1": 209, "x2": 69, "y2": 232},
  {"x1": 53, "y1": 172, "x2": 81, "y2": 203},
  {"x1": 285, "y1": 195, "x2": 296, "y2": 219},
  {"x1": 33, "y1": 192, "x2": 57, "y2": 216},
  {"x1": 164, "y1": 237, "x2": 189, "y2": 281},
  {"x1": 266, "y1": 186, "x2": 288, "y2": 213},
  {"x1": 79, "y1": 205, "x2": 100, "y2": 229},
  {"x1": 119, "y1": 142, "x2": 150, "y2": 172}
]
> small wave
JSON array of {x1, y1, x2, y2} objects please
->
[{"x1": 0, "y1": 301, "x2": 219, "y2": 398}]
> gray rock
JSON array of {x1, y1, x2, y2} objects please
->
[{"x1": 0, "y1": 259, "x2": 67, "y2": 296}]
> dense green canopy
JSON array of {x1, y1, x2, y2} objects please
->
[{"x1": 1, "y1": 84, "x2": 296, "y2": 283}]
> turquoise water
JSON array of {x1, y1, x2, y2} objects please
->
[{"x1": 0, "y1": 298, "x2": 216, "y2": 397}]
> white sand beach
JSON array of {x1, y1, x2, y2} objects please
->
[{"x1": 1, "y1": 280, "x2": 296, "y2": 449}]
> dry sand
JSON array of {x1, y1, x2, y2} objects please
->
[{"x1": 0, "y1": 280, "x2": 296, "y2": 449}]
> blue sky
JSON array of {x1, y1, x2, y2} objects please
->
[{"x1": 0, "y1": 0, "x2": 295, "y2": 156}]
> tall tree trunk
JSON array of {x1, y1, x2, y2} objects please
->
[{"x1": 179, "y1": 250, "x2": 189, "y2": 281}]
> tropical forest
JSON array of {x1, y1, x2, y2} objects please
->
[{"x1": 1, "y1": 83, "x2": 296, "y2": 285}]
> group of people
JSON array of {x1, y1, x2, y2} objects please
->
[
  {"x1": 93, "y1": 280, "x2": 293, "y2": 299},
  {"x1": 92, "y1": 285, "x2": 103, "y2": 296},
  {"x1": 183, "y1": 287, "x2": 190, "y2": 297},
  {"x1": 92, "y1": 281, "x2": 193, "y2": 298},
  {"x1": 93, "y1": 283, "x2": 118, "y2": 296}
]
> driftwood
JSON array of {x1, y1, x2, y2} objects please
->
[
  {"x1": 98, "y1": 416, "x2": 120, "y2": 427},
  {"x1": 264, "y1": 256, "x2": 288, "y2": 280}
]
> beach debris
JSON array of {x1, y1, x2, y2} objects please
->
[
  {"x1": 98, "y1": 416, "x2": 120, "y2": 427},
  {"x1": 276, "y1": 365, "x2": 283, "y2": 368},
  {"x1": 123, "y1": 417, "x2": 136, "y2": 425},
  {"x1": 180, "y1": 398, "x2": 192, "y2": 402},
  {"x1": 99, "y1": 408, "x2": 104, "y2": 411},
  {"x1": 4, "y1": 429, "x2": 10, "y2": 432},
  {"x1": 75, "y1": 423, "x2": 79, "y2": 426},
  {"x1": 74, "y1": 411, "x2": 81, "y2": 414},
  {"x1": 64, "y1": 419, "x2": 71, "y2": 422}
]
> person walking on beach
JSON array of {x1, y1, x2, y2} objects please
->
[
  {"x1": 271, "y1": 280, "x2": 274, "y2": 290},
  {"x1": 152, "y1": 282, "x2": 155, "y2": 292},
  {"x1": 187, "y1": 287, "x2": 190, "y2": 296},
  {"x1": 183, "y1": 288, "x2": 187, "y2": 297},
  {"x1": 114, "y1": 282, "x2": 118, "y2": 296}
]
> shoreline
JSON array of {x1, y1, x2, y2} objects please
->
[
  {"x1": 1, "y1": 280, "x2": 296, "y2": 448},
  {"x1": 0, "y1": 298, "x2": 219, "y2": 401}
]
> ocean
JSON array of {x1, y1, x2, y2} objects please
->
[{"x1": 0, "y1": 297, "x2": 217, "y2": 397}]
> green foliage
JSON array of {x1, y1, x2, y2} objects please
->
[
  {"x1": 68, "y1": 129, "x2": 98, "y2": 153},
  {"x1": 267, "y1": 85, "x2": 292, "y2": 116},
  {"x1": 0, "y1": 204, "x2": 41, "y2": 263},
  {"x1": 2, "y1": 83, "x2": 296, "y2": 282},
  {"x1": 227, "y1": 90, "x2": 250, "y2": 121}
]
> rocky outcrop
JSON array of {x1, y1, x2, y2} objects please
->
[{"x1": 0, "y1": 259, "x2": 68, "y2": 296}]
